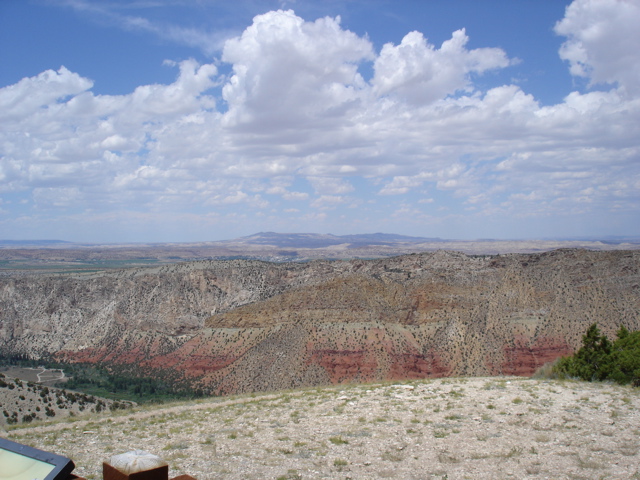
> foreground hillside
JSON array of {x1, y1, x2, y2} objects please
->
[
  {"x1": 1, "y1": 249, "x2": 639, "y2": 394},
  {"x1": 6, "y1": 377, "x2": 640, "y2": 480},
  {"x1": 0, "y1": 371, "x2": 127, "y2": 425}
]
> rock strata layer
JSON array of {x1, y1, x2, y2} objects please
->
[{"x1": 1, "y1": 249, "x2": 639, "y2": 394}]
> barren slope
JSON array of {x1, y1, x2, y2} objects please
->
[{"x1": 1, "y1": 249, "x2": 639, "y2": 394}]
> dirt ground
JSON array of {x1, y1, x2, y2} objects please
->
[{"x1": 5, "y1": 377, "x2": 640, "y2": 480}]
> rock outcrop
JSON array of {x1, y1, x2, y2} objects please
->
[{"x1": 1, "y1": 249, "x2": 639, "y2": 394}]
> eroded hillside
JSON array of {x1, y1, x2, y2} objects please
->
[{"x1": 1, "y1": 249, "x2": 639, "y2": 394}]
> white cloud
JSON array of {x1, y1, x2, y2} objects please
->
[
  {"x1": 204, "y1": 190, "x2": 248, "y2": 206},
  {"x1": 265, "y1": 185, "x2": 309, "y2": 200},
  {"x1": 0, "y1": 67, "x2": 93, "y2": 121},
  {"x1": 0, "y1": 59, "x2": 219, "y2": 209},
  {"x1": 221, "y1": 10, "x2": 373, "y2": 132},
  {"x1": 283, "y1": 191, "x2": 309, "y2": 201},
  {"x1": 32, "y1": 187, "x2": 83, "y2": 208},
  {"x1": 307, "y1": 176, "x2": 354, "y2": 195},
  {"x1": 372, "y1": 29, "x2": 512, "y2": 105},
  {"x1": 378, "y1": 173, "x2": 433, "y2": 195},
  {"x1": 555, "y1": 0, "x2": 640, "y2": 96},
  {"x1": 311, "y1": 195, "x2": 347, "y2": 209},
  {"x1": 122, "y1": 59, "x2": 218, "y2": 122},
  {"x1": 266, "y1": 185, "x2": 287, "y2": 195},
  {"x1": 1, "y1": 3, "x2": 640, "y2": 239}
]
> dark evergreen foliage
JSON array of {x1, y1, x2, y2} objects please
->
[
  {"x1": 553, "y1": 323, "x2": 640, "y2": 386},
  {"x1": 59, "y1": 364, "x2": 207, "y2": 403}
]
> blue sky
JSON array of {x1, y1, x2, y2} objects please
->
[{"x1": 1, "y1": 0, "x2": 639, "y2": 242}]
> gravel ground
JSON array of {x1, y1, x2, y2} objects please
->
[{"x1": 5, "y1": 377, "x2": 640, "y2": 480}]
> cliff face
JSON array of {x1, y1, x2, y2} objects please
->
[{"x1": 1, "y1": 249, "x2": 639, "y2": 394}]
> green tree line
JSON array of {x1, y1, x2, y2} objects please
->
[{"x1": 0, "y1": 355, "x2": 207, "y2": 403}]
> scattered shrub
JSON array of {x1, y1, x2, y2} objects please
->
[
  {"x1": 22, "y1": 412, "x2": 37, "y2": 423},
  {"x1": 329, "y1": 436, "x2": 348, "y2": 445}
]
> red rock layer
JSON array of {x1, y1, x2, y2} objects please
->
[{"x1": 500, "y1": 336, "x2": 574, "y2": 376}]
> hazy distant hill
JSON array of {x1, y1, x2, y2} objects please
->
[
  {"x1": 1, "y1": 232, "x2": 638, "y2": 274},
  {"x1": 0, "y1": 239, "x2": 72, "y2": 247},
  {"x1": 236, "y1": 232, "x2": 444, "y2": 248}
]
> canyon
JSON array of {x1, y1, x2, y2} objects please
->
[{"x1": 1, "y1": 248, "x2": 639, "y2": 395}]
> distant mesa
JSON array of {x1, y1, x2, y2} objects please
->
[
  {"x1": 1, "y1": 233, "x2": 638, "y2": 276},
  {"x1": 238, "y1": 232, "x2": 445, "y2": 248},
  {"x1": 0, "y1": 239, "x2": 72, "y2": 247}
]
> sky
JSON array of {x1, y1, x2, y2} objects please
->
[{"x1": 1, "y1": 0, "x2": 639, "y2": 243}]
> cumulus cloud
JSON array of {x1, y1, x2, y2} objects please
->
[
  {"x1": 555, "y1": 0, "x2": 640, "y2": 96},
  {"x1": 372, "y1": 29, "x2": 512, "y2": 104},
  {"x1": 124, "y1": 59, "x2": 218, "y2": 120},
  {"x1": 0, "y1": 59, "x2": 219, "y2": 211},
  {"x1": 0, "y1": 67, "x2": 93, "y2": 121},
  {"x1": 221, "y1": 10, "x2": 373, "y2": 131},
  {"x1": 1, "y1": 1, "x2": 639, "y2": 239}
]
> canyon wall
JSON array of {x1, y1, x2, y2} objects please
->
[{"x1": 1, "y1": 249, "x2": 639, "y2": 394}]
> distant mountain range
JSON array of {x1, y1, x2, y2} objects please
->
[
  {"x1": 3, "y1": 232, "x2": 640, "y2": 249},
  {"x1": 0, "y1": 233, "x2": 444, "y2": 249},
  {"x1": 1, "y1": 233, "x2": 639, "y2": 272},
  {"x1": 0, "y1": 239, "x2": 73, "y2": 246},
  {"x1": 235, "y1": 232, "x2": 445, "y2": 248}
]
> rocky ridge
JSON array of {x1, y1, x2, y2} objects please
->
[{"x1": 1, "y1": 249, "x2": 639, "y2": 395}]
